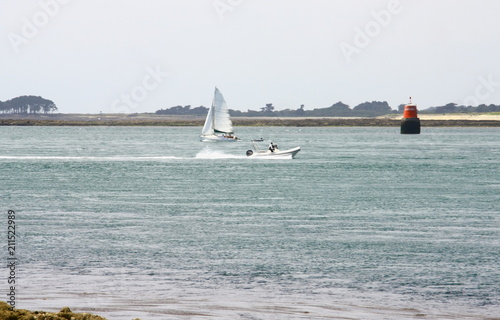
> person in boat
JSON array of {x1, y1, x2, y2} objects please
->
[{"x1": 269, "y1": 142, "x2": 275, "y2": 152}]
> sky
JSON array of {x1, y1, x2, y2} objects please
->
[{"x1": 1, "y1": 0, "x2": 500, "y2": 113}]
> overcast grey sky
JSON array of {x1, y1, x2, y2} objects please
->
[{"x1": 2, "y1": 0, "x2": 500, "y2": 113}]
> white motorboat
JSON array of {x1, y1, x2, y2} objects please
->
[
  {"x1": 200, "y1": 87, "x2": 239, "y2": 142},
  {"x1": 246, "y1": 141, "x2": 301, "y2": 158}
]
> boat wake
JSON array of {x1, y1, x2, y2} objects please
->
[
  {"x1": 0, "y1": 152, "x2": 293, "y2": 161},
  {"x1": 0, "y1": 156, "x2": 184, "y2": 161},
  {"x1": 195, "y1": 148, "x2": 246, "y2": 159}
]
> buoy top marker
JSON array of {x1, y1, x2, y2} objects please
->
[{"x1": 403, "y1": 96, "x2": 418, "y2": 119}]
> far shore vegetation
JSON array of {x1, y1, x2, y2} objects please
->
[
  {"x1": 0, "y1": 95, "x2": 57, "y2": 114},
  {"x1": 156, "y1": 101, "x2": 500, "y2": 118},
  {"x1": 2, "y1": 95, "x2": 500, "y2": 118}
]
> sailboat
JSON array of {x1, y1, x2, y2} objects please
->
[{"x1": 200, "y1": 87, "x2": 239, "y2": 142}]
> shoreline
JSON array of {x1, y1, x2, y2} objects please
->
[{"x1": 1, "y1": 113, "x2": 499, "y2": 126}]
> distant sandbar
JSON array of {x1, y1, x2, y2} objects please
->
[{"x1": 0, "y1": 113, "x2": 499, "y2": 126}]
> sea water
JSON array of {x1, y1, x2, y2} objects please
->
[{"x1": 0, "y1": 126, "x2": 499, "y2": 320}]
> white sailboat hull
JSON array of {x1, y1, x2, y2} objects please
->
[
  {"x1": 246, "y1": 146, "x2": 301, "y2": 158},
  {"x1": 200, "y1": 134, "x2": 239, "y2": 142}
]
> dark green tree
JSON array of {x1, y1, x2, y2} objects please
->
[
  {"x1": 261, "y1": 103, "x2": 275, "y2": 113},
  {"x1": 295, "y1": 104, "x2": 306, "y2": 116},
  {"x1": 0, "y1": 95, "x2": 57, "y2": 114},
  {"x1": 353, "y1": 101, "x2": 392, "y2": 116},
  {"x1": 306, "y1": 101, "x2": 352, "y2": 117},
  {"x1": 435, "y1": 103, "x2": 458, "y2": 113}
]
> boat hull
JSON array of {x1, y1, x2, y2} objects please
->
[
  {"x1": 247, "y1": 146, "x2": 301, "y2": 158},
  {"x1": 200, "y1": 134, "x2": 239, "y2": 142}
]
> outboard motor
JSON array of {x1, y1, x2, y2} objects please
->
[{"x1": 246, "y1": 150, "x2": 253, "y2": 156}]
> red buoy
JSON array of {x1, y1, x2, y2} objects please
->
[
  {"x1": 401, "y1": 97, "x2": 421, "y2": 134},
  {"x1": 403, "y1": 98, "x2": 418, "y2": 118}
]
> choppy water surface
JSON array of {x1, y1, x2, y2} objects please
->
[{"x1": 1, "y1": 126, "x2": 499, "y2": 319}]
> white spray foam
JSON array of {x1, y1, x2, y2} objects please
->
[{"x1": 195, "y1": 147, "x2": 246, "y2": 159}]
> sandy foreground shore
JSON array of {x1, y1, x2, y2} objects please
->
[
  {"x1": 382, "y1": 113, "x2": 500, "y2": 121},
  {"x1": 0, "y1": 113, "x2": 499, "y2": 126},
  {"x1": 0, "y1": 302, "x2": 108, "y2": 320}
]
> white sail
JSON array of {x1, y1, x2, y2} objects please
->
[
  {"x1": 200, "y1": 87, "x2": 237, "y2": 141},
  {"x1": 201, "y1": 98, "x2": 215, "y2": 136},
  {"x1": 212, "y1": 87, "x2": 233, "y2": 134}
]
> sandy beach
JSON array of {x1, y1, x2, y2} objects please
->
[{"x1": 381, "y1": 113, "x2": 500, "y2": 121}]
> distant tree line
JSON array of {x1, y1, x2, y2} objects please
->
[
  {"x1": 0, "y1": 96, "x2": 58, "y2": 114},
  {"x1": 155, "y1": 105, "x2": 208, "y2": 116},
  {"x1": 156, "y1": 101, "x2": 500, "y2": 117},
  {"x1": 416, "y1": 103, "x2": 500, "y2": 114},
  {"x1": 156, "y1": 101, "x2": 396, "y2": 117}
]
